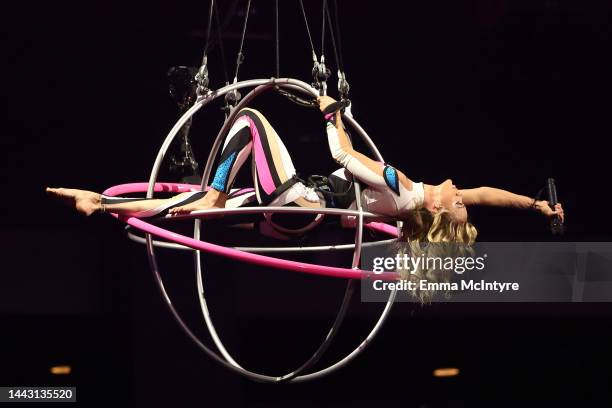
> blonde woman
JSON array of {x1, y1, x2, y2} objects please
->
[{"x1": 47, "y1": 96, "x2": 564, "y2": 242}]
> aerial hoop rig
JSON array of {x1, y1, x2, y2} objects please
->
[{"x1": 103, "y1": 77, "x2": 401, "y2": 382}]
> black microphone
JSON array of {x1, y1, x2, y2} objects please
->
[{"x1": 546, "y1": 178, "x2": 564, "y2": 235}]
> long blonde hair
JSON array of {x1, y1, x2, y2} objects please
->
[{"x1": 397, "y1": 209, "x2": 478, "y2": 303}]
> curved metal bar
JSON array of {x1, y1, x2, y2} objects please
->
[
  {"x1": 291, "y1": 288, "x2": 398, "y2": 382},
  {"x1": 147, "y1": 79, "x2": 271, "y2": 376},
  {"x1": 235, "y1": 238, "x2": 397, "y2": 253},
  {"x1": 191, "y1": 80, "x2": 399, "y2": 382},
  {"x1": 143, "y1": 233, "x2": 279, "y2": 382},
  {"x1": 351, "y1": 180, "x2": 365, "y2": 270},
  {"x1": 195, "y1": 79, "x2": 356, "y2": 382},
  {"x1": 278, "y1": 179, "x2": 366, "y2": 383},
  {"x1": 170, "y1": 206, "x2": 383, "y2": 219},
  {"x1": 194, "y1": 80, "x2": 324, "y2": 373},
  {"x1": 294, "y1": 114, "x2": 400, "y2": 381},
  {"x1": 145, "y1": 80, "x2": 274, "y2": 380},
  {"x1": 126, "y1": 228, "x2": 397, "y2": 253}
]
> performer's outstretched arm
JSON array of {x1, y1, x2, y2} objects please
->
[{"x1": 461, "y1": 187, "x2": 565, "y2": 222}]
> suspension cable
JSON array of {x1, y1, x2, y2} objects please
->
[
  {"x1": 214, "y1": 1, "x2": 229, "y2": 85},
  {"x1": 201, "y1": 0, "x2": 215, "y2": 62},
  {"x1": 273, "y1": 1, "x2": 318, "y2": 107},
  {"x1": 275, "y1": 0, "x2": 280, "y2": 78},
  {"x1": 332, "y1": 0, "x2": 345, "y2": 72},
  {"x1": 321, "y1": 0, "x2": 327, "y2": 59},
  {"x1": 233, "y1": 0, "x2": 253, "y2": 82},
  {"x1": 324, "y1": 2, "x2": 340, "y2": 74},
  {"x1": 196, "y1": 0, "x2": 217, "y2": 97},
  {"x1": 324, "y1": 0, "x2": 349, "y2": 100},
  {"x1": 299, "y1": 0, "x2": 318, "y2": 63}
]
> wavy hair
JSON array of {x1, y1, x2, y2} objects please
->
[{"x1": 396, "y1": 209, "x2": 478, "y2": 303}]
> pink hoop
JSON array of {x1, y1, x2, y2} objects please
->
[{"x1": 103, "y1": 182, "x2": 400, "y2": 281}]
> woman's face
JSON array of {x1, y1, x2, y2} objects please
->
[{"x1": 437, "y1": 179, "x2": 467, "y2": 223}]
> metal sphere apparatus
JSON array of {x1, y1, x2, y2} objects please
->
[{"x1": 103, "y1": 78, "x2": 400, "y2": 382}]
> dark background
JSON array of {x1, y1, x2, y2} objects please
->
[{"x1": 2, "y1": 0, "x2": 612, "y2": 406}]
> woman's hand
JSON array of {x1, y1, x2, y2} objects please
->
[
  {"x1": 317, "y1": 95, "x2": 337, "y2": 113},
  {"x1": 535, "y1": 200, "x2": 565, "y2": 223}
]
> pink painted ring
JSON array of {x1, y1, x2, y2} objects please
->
[{"x1": 103, "y1": 182, "x2": 400, "y2": 281}]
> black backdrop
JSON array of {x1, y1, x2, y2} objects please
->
[{"x1": 2, "y1": 1, "x2": 612, "y2": 406}]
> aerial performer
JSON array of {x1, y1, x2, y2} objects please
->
[{"x1": 46, "y1": 95, "x2": 564, "y2": 240}]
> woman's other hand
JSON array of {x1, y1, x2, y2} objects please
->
[
  {"x1": 536, "y1": 200, "x2": 565, "y2": 223},
  {"x1": 317, "y1": 95, "x2": 337, "y2": 113}
]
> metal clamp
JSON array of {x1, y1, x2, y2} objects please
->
[
  {"x1": 221, "y1": 78, "x2": 242, "y2": 117},
  {"x1": 337, "y1": 70, "x2": 350, "y2": 100},
  {"x1": 195, "y1": 56, "x2": 211, "y2": 98},
  {"x1": 312, "y1": 55, "x2": 331, "y2": 96}
]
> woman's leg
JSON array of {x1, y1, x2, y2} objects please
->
[
  {"x1": 170, "y1": 108, "x2": 321, "y2": 215},
  {"x1": 47, "y1": 109, "x2": 320, "y2": 221},
  {"x1": 46, "y1": 187, "x2": 204, "y2": 217}
]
